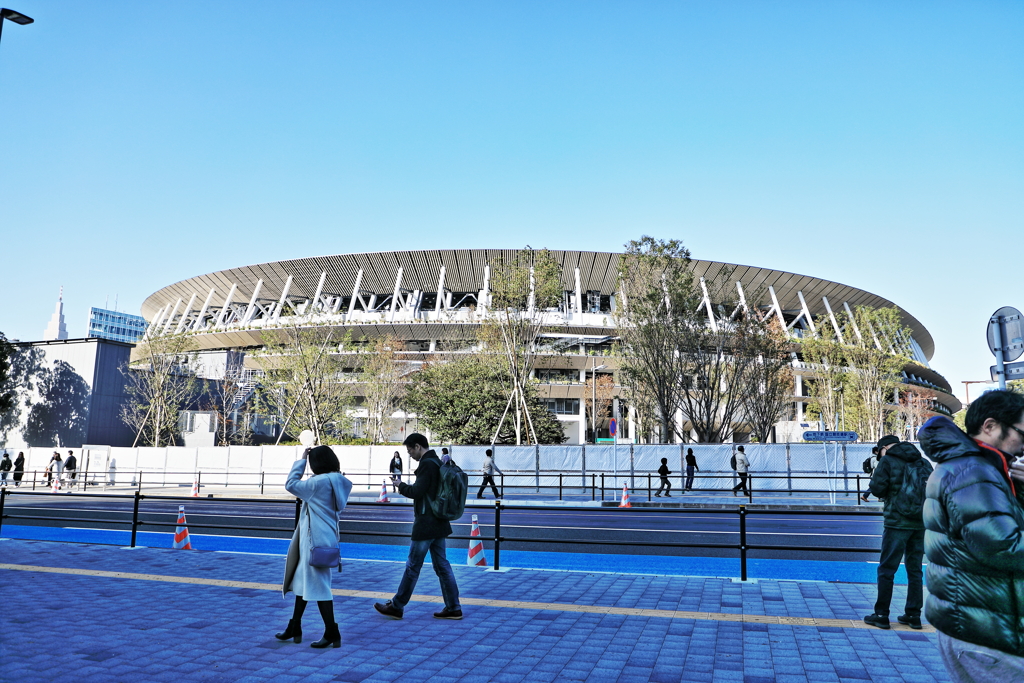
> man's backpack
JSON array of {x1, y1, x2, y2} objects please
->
[
  {"x1": 891, "y1": 459, "x2": 930, "y2": 519},
  {"x1": 429, "y1": 459, "x2": 468, "y2": 521},
  {"x1": 729, "y1": 454, "x2": 737, "y2": 471},
  {"x1": 862, "y1": 457, "x2": 873, "y2": 474}
]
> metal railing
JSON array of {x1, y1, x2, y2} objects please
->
[{"x1": 0, "y1": 488, "x2": 885, "y2": 581}]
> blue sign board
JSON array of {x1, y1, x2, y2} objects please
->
[
  {"x1": 803, "y1": 430, "x2": 859, "y2": 442},
  {"x1": 609, "y1": 419, "x2": 617, "y2": 436}
]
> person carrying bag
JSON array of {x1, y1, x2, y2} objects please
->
[{"x1": 278, "y1": 445, "x2": 353, "y2": 649}]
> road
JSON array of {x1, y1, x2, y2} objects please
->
[{"x1": 1, "y1": 491, "x2": 884, "y2": 563}]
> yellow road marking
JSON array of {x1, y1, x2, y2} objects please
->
[{"x1": 0, "y1": 563, "x2": 934, "y2": 632}]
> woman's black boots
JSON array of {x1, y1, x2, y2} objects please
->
[
  {"x1": 310, "y1": 622, "x2": 341, "y2": 649},
  {"x1": 275, "y1": 619, "x2": 302, "y2": 643}
]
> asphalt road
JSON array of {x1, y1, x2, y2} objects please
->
[{"x1": 1, "y1": 491, "x2": 885, "y2": 563}]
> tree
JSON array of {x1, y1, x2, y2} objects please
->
[
  {"x1": 121, "y1": 331, "x2": 202, "y2": 447},
  {"x1": 615, "y1": 236, "x2": 699, "y2": 442},
  {"x1": 843, "y1": 306, "x2": 911, "y2": 442},
  {"x1": 406, "y1": 353, "x2": 566, "y2": 445},
  {"x1": 893, "y1": 389, "x2": 932, "y2": 441},
  {"x1": 359, "y1": 335, "x2": 409, "y2": 444},
  {"x1": 742, "y1": 317, "x2": 794, "y2": 443},
  {"x1": 252, "y1": 322, "x2": 354, "y2": 444},
  {"x1": 800, "y1": 321, "x2": 848, "y2": 431},
  {"x1": 0, "y1": 332, "x2": 14, "y2": 416},
  {"x1": 485, "y1": 248, "x2": 564, "y2": 444},
  {"x1": 201, "y1": 350, "x2": 257, "y2": 446},
  {"x1": 583, "y1": 373, "x2": 615, "y2": 441}
]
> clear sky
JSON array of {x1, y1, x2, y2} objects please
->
[{"x1": 1, "y1": 1, "x2": 1021, "y2": 404}]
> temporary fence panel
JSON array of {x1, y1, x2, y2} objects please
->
[
  {"x1": 335, "y1": 445, "x2": 371, "y2": 487},
  {"x1": 165, "y1": 447, "x2": 198, "y2": 487},
  {"x1": 368, "y1": 445, "x2": 402, "y2": 491},
  {"x1": 745, "y1": 444, "x2": 790, "y2": 491},
  {"x1": 227, "y1": 446, "x2": 264, "y2": 487},
  {"x1": 136, "y1": 447, "x2": 168, "y2": 485},
  {"x1": 107, "y1": 447, "x2": 137, "y2": 485}
]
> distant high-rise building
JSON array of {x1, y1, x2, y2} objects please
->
[
  {"x1": 43, "y1": 287, "x2": 69, "y2": 341},
  {"x1": 88, "y1": 307, "x2": 147, "y2": 344}
]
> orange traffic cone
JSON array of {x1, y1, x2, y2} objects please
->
[
  {"x1": 618, "y1": 483, "x2": 632, "y2": 508},
  {"x1": 173, "y1": 505, "x2": 193, "y2": 550},
  {"x1": 467, "y1": 514, "x2": 486, "y2": 566},
  {"x1": 190, "y1": 477, "x2": 200, "y2": 497},
  {"x1": 50, "y1": 472, "x2": 61, "y2": 494},
  {"x1": 377, "y1": 479, "x2": 390, "y2": 503}
]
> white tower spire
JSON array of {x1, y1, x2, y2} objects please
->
[{"x1": 43, "y1": 286, "x2": 69, "y2": 341}]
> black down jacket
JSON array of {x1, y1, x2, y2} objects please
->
[
  {"x1": 397, "y1": 451, "x2": 453, "y2": 541},
  {"x1": 919, "y1": 415, "x2": 1024, "y2": 656},
  {"x1": 868, "y1": 441, "x2": 932, "y2": 529}
]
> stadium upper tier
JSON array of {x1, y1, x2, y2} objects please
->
[{"x1": 141, "y1": 249, "x2": 936, "y2": 364}]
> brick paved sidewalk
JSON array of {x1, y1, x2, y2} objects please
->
[{"x1": 0, "y1": 539, "x2": 949, "y2": 683}]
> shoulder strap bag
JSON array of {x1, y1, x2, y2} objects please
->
[{"x1": 307, "y1": 477, "x2": 342, "y2": 571}]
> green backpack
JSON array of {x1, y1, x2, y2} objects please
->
[{"x1": 891, "y1": 458, "x2": 931, "y2": 519}]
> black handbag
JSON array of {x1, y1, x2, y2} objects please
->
[{"x1": 307, "y1": 478, "x2": 341, "y2": 571}]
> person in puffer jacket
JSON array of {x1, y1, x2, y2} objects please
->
[{"x1": 919, "y1": 389, "x2": 1024, "y2": 682}]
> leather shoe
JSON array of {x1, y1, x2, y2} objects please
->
[
  {"x1": 373, "y1": 601, "x2": 403, "y2": 619},
  {"x1": 897, "y1": 614, "x2": 922, "y2": 630},
  {"x1": 433, "y1": 607, "x2": 463, "y2": 620},
  {"x1": 863, "y1": 613, "x2": 890, "y2": 629}
]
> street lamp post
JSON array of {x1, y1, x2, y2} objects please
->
[
  {"x1": 588, "y1": 360, "x2": 607, "y2": 443},
  {"x1": 0, "y1": 8, "x2": 34, "y2": 48}
]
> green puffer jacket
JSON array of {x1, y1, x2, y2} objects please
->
[
  {"x1": 919, "y1": 415, "x2": 1024, "y2": 656},
  {"x1": 867, "y1": 441, "x2": 932, "y2": 529}
]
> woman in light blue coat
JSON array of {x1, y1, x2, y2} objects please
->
[{"x1": 276, "y1": 445, "x2": 353, "y2": 648}]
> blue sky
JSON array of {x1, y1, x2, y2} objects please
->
[{"x1": 1, "y1": 1, "x2": 1021, "y2": 404}]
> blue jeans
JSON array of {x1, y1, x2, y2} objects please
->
[
  {"x1": 392, "y1": 536, "x2": 460, "y2": 612},
  {"x1": 685, "y1": 465, "x2": 696, "y2": 489}
]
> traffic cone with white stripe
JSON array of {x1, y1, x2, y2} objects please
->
[
  {"x1": 190, "y1": 476, "x2": 200, "y2": 497},
  {"x1": 618, "y1": 483, "x2": 632, "y2": 508},
  {"x1": 377, "y1": 479, "x2": 390, "y2": 503},
  {"x1": 173, "y1": 505, "x2": 193, "y2": 550},
  {"x1": 467, "y1": 514, "x2": 486, "y2": 566},
  {"x1": 50, "y1": 473, "x2": 60, "y2": 493}
]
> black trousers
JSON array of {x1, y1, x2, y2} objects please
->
[
  {"x1": 478, "y1": 475, "x2": 500, "y2": 499},
  {"x1": 733, "y1": 472, "x2": 748, "y2": 494},
  {"x1": 685, "y1": 466, "x2": 696, "y2": 490},
  {"x1": 874, "y1": 527, "x2": 925, "y2": 617},
  {"x1": 656, "y1": 477, "x2": 671, "y2": 494}
]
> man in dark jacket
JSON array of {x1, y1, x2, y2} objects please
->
[
  {"x1": 863, "y1": 434, "x2": 932, "y2": 630},
  {"x1": 374, "y1": 432, "x2": 462, "y2": 620},
  {"x1": 920, "y1": 390, "x2": 1024, "y2": 681}
]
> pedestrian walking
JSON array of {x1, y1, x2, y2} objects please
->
[
  {"x1": 46, "y1": 451, "x2": 63, "y2": 487},
  {"x1": 374, "y1": 433, "x2": 463, "y2": 620},
  {"x1": 13, "y1": 452, "x2": 24, "y2": 487},
  {"x1": 862, "y1": 434, "x2": 932, "y2": 630},
  {"x1": 65, "y1": 450, "x2": 78, "y2": 490},
  {"x1": 440, "y1": 447, "x2": 452, "y2": 464},
  {"x1": 685, "y1": 448, "x2": 699, "y2": 490},
  {"x1": 477, "y1": 448, "x2": 501, "y2": 499},
  {"x1": 860, "y1": 446, "x2": 882, "y2": 502},
  {"x1": 277, "y1": 445, "x2": 353, "y2": 648},
  {"x1": 654, "y1": 458, "x2": 672, "y2": 497},
  {"x1": 921, "y1": 390, "x2": 1024, "y2": 680},
  {"x1": 0, "y1": 452, "x2": 11, "y2": 487},
  {"x1": 732, "y1": 446, "x2": 749, "y2": 496},
  {"x1": 389, "y1": 451, "x2": 403, "y2": 492}
]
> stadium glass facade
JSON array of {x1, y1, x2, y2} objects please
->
[{"x1": 88, "y1": 307, "x2": 148, "y2": 344}]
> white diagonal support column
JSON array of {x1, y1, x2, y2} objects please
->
[
  {"x1": 272, "y1": 275, "x2": 293, "y2": 322},
  {"x1": 242, "y1": 279, "x2": 264, "y2": 324},
  {"x1": 146, "y1": 305, "x2": 166, "y2": 338},
  {"x1": 348, "y1": 269, "x2": 364, "y2": 315},
  {"x1": 310, "y1": 271, "x2": 327, "y2": 318},
  {"x1": 768, "y1": 286, "x2": 786, "y2": 329},
  {"x1": 174, "y1": 293, "x2": 198, "y2": 334},
  {"x1": 479, "y1": 265, "x2": 490, "y2": 313},
  {"x1": 217, "y1": 284, "x2": 238, "y2": 328},
  {"x1": 389, "y1": 267, "x2": 404, "y2": 322},
  {"x1": 528, "y1": 267, "x2": 536, "y2": 314},
  {"x1": 434, "y1": 266, "x2": 446, "y2": 313},
  {"x1": 843, "y1": 302, "x2": 864, "y2": 343},
  {"x1": 822, "y1": 296, "x2": 844, "y2": 344},
  {"x1": 574, "y1": 267, "x2": 583, "y2": 315},
  {"x1": 162, "y1": 298, "x2": 183, "y2": 335},
  {"x1": 699, "y1": 278, "x2": 718, "y2": 333},
  {"x1": 796, "y1": 291, "x2": 816, "y2": 333},
  {"x1": 192, "y1": 287, "x2": 217, "y2": 331},
  {"x1": 732, "y1": 281, "x2": 748, "y2": 320}
]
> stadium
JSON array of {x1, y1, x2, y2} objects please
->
[{"x1": 140, "y1": 249, "x2": 962, "y2": 445}]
